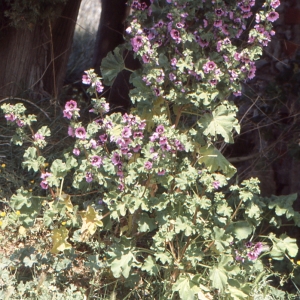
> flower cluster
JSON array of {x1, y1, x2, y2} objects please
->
[
  {"x1": 2, "y1": 103, "x2": 28, "y2": 127},
  {"x1": 40, "y1": 172, "x2": 52, "y2": 190},
  {"x1": 235, "y1": 241, "x2": 267, "y2": 262},
  {"x1": 63, "y1": 100, "x2": 80, "y2": 119},
  {"x1": 126, "y1": 0, "x2": 280, "y2": 105},
  {"x1": 82, "y1": 69, "x2": 104, "y2": 94}
]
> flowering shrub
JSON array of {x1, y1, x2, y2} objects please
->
[{"x1": 1, "y1": 0, "x2": 300, "y2": 299}]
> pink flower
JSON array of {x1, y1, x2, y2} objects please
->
[
  {"x1": 34, "y1": 133, "x2": 45, "y2": 141},
  {"x1": 40, "y1": 180, "x2": 49, "y2": 189},
  {"x1": 212, "y1": 181, "x2": 220, "y2": 189},
  {"x1": 144, "y1": 161, "x2": 153, "y2": 170},
  {"x1": 82, "y1": 72, "x2": 91, "y2": 85},
  {"x1": 112, "y1": 152, "x2": 121, "y2": 165},
  {"x1": 131, "y1": 36, "x2": 144, "y2": 52},
  {"x1": 41, "y1": 172, "x2": 52, "y2": 180},
  {"x1": 267, "y1": 11, "x2": 279, "y2": 22},
  {"x1": 5, "y1": 113, "x2": 16, "y2": 122},
  {"x1": 157, "y1": 169, "x2": 166, "y2": 175},
  {"x1": 90, "y1": 155, "x2": 103, "y2": 167},
  {"x1": 16, "y1": 119, "x2": 24, "y2": 127},
  {"x1": 75, "y1": 127, "x2": 86, "y2": 139},
  {"x1": 203, "y1": 61, "x2": 217, "y2": 73},
  {"x1": 156, "y1": 125, "x2": 165, "y2": 134},
  {"x1": 170, "y1": 29, "x2": 181, "y2": 43},
  {"x1": 73, "y1": 148, "x2": 80, "y2": 156},
  {"x1": 65, "y1": 100, "x2": 78, "y2": 111},
  {"x1": 68, "y1": 126, "x2": 75, "y2": 137},
  {"x1": 271, "y1": 0, "x2": 280, "y2": 9},
  {"x1": 85, "y1": 172, "x2": 93, "y2": 183}
]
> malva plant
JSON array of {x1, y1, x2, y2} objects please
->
[{"x1": 2, "y1": 0, "x2": 300, "y2": 299}]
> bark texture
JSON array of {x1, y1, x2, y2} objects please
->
[{"x1": 0, "y1": 0, "x2": 82, "y2": 100}]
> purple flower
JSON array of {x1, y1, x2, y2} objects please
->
[
  {"x1": 63, "y1": 110, "x2": 73, "y2": 119},
  {"x1": 174, "y1": 139, "x2": 184, "y2": 151},
  {"x1": 82, "y1": 72, "x2": 91, "y2": 85},
  {"x1": 253, "y1": 242, "x2": 263, "y2": 254},
  {"x1": 111, "y1": 152, "x2": 121, "y2": 165},
  {"x1": 157, "y1": 169, "x2": 166, "y2": 176},
  {"x1": 144, "y1": 161, "x2": 153, "y2": 170},
  {"x1": 133, "y1": 131, "x2": 144, "y2": 139},
  {"x1": 131, "y1": 36, "x2": 144, "y2": 52},
  {"x1": 16, "y1": 119, "x2": 24, "y2": 127},
  {"x1": 212, "y1": 181, "x2": 220, "y2": 189},
  {"x1": 267, "y1": 11, "x2": 279, "y2": 22},
  {"x1": 122, "y1": 126, "x2": 132, "y2": 138},
  {"x1": 169, "y1": 73, "x2": 176, "y2": 81},
  {"x1": 156, "y1": 125, "x2": 165, "y2": 134},
  {"x1": 214, "y1": 20, "x2": 222, "y2": 28},
  {"x1": 73, "y1": 148, "x2": 80, "y2": 156},
  {"x1": 170, "y1": 29, "x2": 181, "y2": 43},
  {"x1": 271, "y1": 0, "x2": 280, "y2": 9},
  {"x1": 34, "y1": 133, "x2": 45, "y2": 141},
  {"x1": 85, "y1": 172, "x2": 93, "y2": 183},
  {"x1": 215, "y1": 8, "x2": 224, "y2": 16},
  {"x1": 90, "y1": 155, "x2": 102, "y2": 167},
  {"x1": 5, "y1": 113, "x2": 16, "y2": 122},
  {"x1": 132, "y1": 145, "x2": 141, "y2": 152},
  {"x1": 170, "y1": 58, "x2": 177, "y2": 66},
  {"x1": 245, "y1": 241, "x2": 253, "y2": 248},
  {"x1": 64, "y1": 100, "x2": 78, "y2": 112},
  {"x1": 41, "y1": 172, "x2": 52, "y2": 180},
  {"x1": 75, "y1": 127, "x2": 87, "y2": 139},
  {"x1": 68, "y1": 126, "x2": 75, "y2": 137},
  {"x1": 203, "y1": 61, "x2": 217, "y2": 73},
  {"x1": 159, "y1": 136, "x2": 168, "y2": 145},
  {"x1": 247, "y1": 251, "x2": 258, "y2": 261},
  {"x1": 153, "y1": 88, "x2": 160, "y2": 96},
  {"x1": 95, "y1": 81, "x2": 104, "y2": 93},
  {"x1": 63, "y1": 100, "x2": 79, "y2": 119},
  {"x1": 161, "y1": 143, "x2": 171, "y2": 152},
  {"x1": 138, "y1": 120, "x2": 146, "y2": 130},
  {"x1": 90, "y1": 139, "x2": 97, "y2": 149},
  {"x1": 198, "y1": 37, "x2": 209, "y2": 48},
  {"x1": 40, "y1": 180, "x2": 49, "y2": 189},
  {"x1": 142, "y1": 54, "x2": 150, "y2": 63}
]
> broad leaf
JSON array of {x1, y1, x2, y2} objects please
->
[
  {"x1": 79, "y1": 206, "x2": 103, "y2": 241},
  {"x1": 199, "y1": 104, "x2": 240, "y2": 143},
  {"x1": 101, "y1": 47, "x2": 125, "y2": 85},
  {"x1": 209, "y1": 266, "x2": 227, "y2": 291},
  {"x1": 51, "y1": 227, "x2": 72, "y2": 254},
  {"x1": 198, "y1": 145, "x2": 236, "y2": 178}
]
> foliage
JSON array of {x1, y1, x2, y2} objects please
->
[
  {"x1": 0, "y1": 0, "x2": 68, "y2": 28},
  {"x1": 1, "y1": 0, "x2": 300, "y2": 299}
]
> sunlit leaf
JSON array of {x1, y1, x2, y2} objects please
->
[
  {"x1": 79, "y1": 206, "x2": 103, "y2": 241},
  {"x1": 51, "y1": 227, "x2": 72, "y2": 254}
]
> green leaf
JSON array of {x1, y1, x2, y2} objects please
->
[
  {"x1": 209, "y1": 266, "x2": 227, "y2": 291},
  {"x1": 199, "y1": 104, "x2": 240, "y2": 143},
  {"x1": 198, "y1": 145, "x2": 236, "y2": 178},
  {"x1": 212, "y1": 226, "x2": 233, "y2": 252},
  {"x1": 101, "y1": 47, "x2": 125, "y2": 85},
  {"x1": 141, "y1": 256, "x2": 159, "y2": 276},
  {"x1": 172, "y1": 275, "x2": 199, "y2": 300},
  {"x1": 226, "y1": 221, "x2": 253, "y2": 240},
  {"x1": 268, "y1": 194, "x2": 299, "y2": 223},
  {"x1": 110, "y1": 251, "x2": 135, "y2": 278},
  {"x1": 22, "y1": 147, "x2": 40, "y2": 171},
  {"x1": 138, "y1": 213, "x2": 157, "y2": 232},
  {"x1": 50, "y1": 159, "x2": 67, "y2": 177}
]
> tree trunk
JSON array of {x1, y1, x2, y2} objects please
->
[{"x1": 0, "y1": 0, "x2": 82, "y2": 101}]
